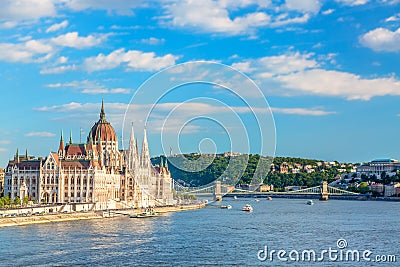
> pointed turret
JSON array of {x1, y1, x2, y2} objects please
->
[
  {"x1": 69, "y1": 130, "x2": 73, "y2": 145},
  {"x1": 141, "y1": 127, "x2": 151, "y2": 170},
  {"x1": 100, "y1": 99, "x2": 106, "y2": 122},
  {"x1": 59, "y1": 130, "x2": 64, "y2": 149},
  {"x1": 128, "y1": 123, "x2": 138, "y2": 171},
  {"x1": 160, "y1": 157, "x2": 164, "y2": 168},
  {"x1": 25, "y1": 149, "x2": 28, "y2": 159},
  {"x1": 165, "y1": 156, "x2": 168, "y2": 169},
  {"x1": 15, "y1": 148, "x2": 19, "y2": 162},
  {"x1": 58, "y1": 130, "x2": 65, "y2": 158},
  {"x1": 135, "y1": 138, "x2": 139, "y2": 160}
]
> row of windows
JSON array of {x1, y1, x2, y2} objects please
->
[
  {"x1": 64, "y1": 192, "x2": 92, "y2": 198},
  {"x1": 64, "y1": 187, "x2": 93, "y2": 191}
]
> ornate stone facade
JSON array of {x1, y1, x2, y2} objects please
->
[{"x1": 4, "y1": 102, "x2": 174, "y2": 210}]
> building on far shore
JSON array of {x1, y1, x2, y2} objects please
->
[
  {"x1": 0, "y1": 168, "x2": 4, "y2": 197},
  {"x1": 384, "y1": 183, "x2": 400, "y2": 197},
  {"x1": 356, "y1": 158, "x2": 400, "y2": 178},
  {"x1": 3, "y1": 101, "x2": 174, "y2": 210}
]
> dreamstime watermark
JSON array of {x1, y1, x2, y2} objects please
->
[{"x1": 257, "y1": 239, "x2": 397, "y2": 263}]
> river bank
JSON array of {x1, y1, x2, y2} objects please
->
[{"x1": 0, "y1": 203, "x2": 205, "y2": 228}]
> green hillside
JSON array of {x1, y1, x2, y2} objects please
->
[{"x1": 152, "y1": 154, "x2": 345, "y2": 190}]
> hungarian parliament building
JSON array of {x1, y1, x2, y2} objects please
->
[{"x1": 3, "y1": 102, "x2": 174, "y2": 210}]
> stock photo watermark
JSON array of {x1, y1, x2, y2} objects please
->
[{"x1": 257, "y1": 239, "x2": 396, "y2": 263}]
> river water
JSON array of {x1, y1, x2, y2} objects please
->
[{"x1": 0, "y1": 198, "x2": 399, "y2": 266}]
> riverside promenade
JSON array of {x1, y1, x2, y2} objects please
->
[{"x1": 0, "y1": 203, "x2": 205, "y2": 228}]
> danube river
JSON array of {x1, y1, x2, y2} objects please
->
[{"x1": 0, "y1": 199, "x2": 399, "y2": 266}]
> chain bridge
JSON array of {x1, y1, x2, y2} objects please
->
[{"x1": 174, "y1": 180, "x2": 361, "y2": 202}]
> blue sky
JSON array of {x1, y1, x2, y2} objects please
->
[{"x1": 1, "y1": 0, "x2": 400, "y2": 166}]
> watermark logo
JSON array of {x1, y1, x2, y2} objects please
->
[{"x1": 257, "y1": 239, "x2": 396, "y2": 263}]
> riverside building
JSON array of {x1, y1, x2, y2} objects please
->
[{"x1": 3, "y1": 102, "x2": 174, "y2": 210}]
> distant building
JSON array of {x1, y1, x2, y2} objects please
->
[
  {"x1": 284, "y1": 185, "x2": 306, "y2": 192},
  {"x1": 0, "y1": 168, "x2": 4, "y2": 197},
  {"x1": 369, "y1": 183, "x2": 384, "y2": 194},
  {"x1": 4, "y1": 102, "x2": 174, "y2": 209},
  {"x1": 384, "y1": 183, "x2": 400, "y2": 197},
  {"x1": 304, "y1": 165, "x2": 315, "y2": 173},
  {"x1": 259, "y1": 184, "x2": 274, "y2": 192},
  {"x1": 280, "y1": 162, "x2": 289, "y2": 174},
  {"x1": 223, "y1": 152, "x2": 242, "y2": 157},
  {"x1": 356, "y1": 158, "x2": 400, "y2": 177}
]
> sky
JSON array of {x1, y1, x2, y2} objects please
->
[{"x1": 1, "y1": 0, "x2": 400, "y2": 166}]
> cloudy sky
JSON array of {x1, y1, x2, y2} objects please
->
[{"x1": 1, "y1": 0, "x2": 400, "y2": 165}]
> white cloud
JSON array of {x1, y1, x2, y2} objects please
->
[
  {"x1": 47, "y1": 79, "x2": 132, "y2": 94},
  {"x1": 141, "y1": 37, "x2": 165, "y2": 45},
  {"x1": 284, "y1": 0, "x2": 321, "y2": 14},
  {"x1": 218, "y1": 0, "x2": 272, "y2": 9},
  {"x1": 0, "y1": 40, "x2": 54, "y2": 63},
  {"x1": 40, "y1": 64, "x2": 77, "y2": 74},
  {"x1": 271, "y1": 107, "x2": 335, "y2": 116},
  {"x1": 385, "y1": 13, "x2": 400, "y2": 22},
  {"x1": 275, "y1": 69, "x2": 400, "y2": 100},
  {"x1": 0, "y1": 21, "x2": 17, "y2": 29},
  {"x1": 160, "y1": 0, "x2": 318, "y2": 35},
  {"x1": 0, "y1": 0, "x2": 56, "y2": 21},
  {"x1": 163, "y1": 0, "x2": 270, "y2": 35},
  {"x1": 233, "y1": 52, "x2": 400, "y2": 100},
  {"x1": 359, "y1": 27, "x2": 400, "y2": 52},
  {"x1": 25, "y1": 131, "x2": 56, "y2": 137},
  {"x1": 270, "y1": 13, "x2": 311, "y2": 27},
  {"x1": 83, "y1": 48, "x2": 179, "y2": 72},
  {"x1": 0, "y1": 148, "x2": 8, "y2": 152},
  {"x1": 51, "y1": 32, "x2": 106, "y2": 49},
  {"x1": 46, "y1": 20, "x2": 69, "y2": 33},
  {"x1": 58, "y1": 56, "x2": 68, "y2": 64},
  {"x1": 0, "y1": 140, "x2": 11, "y2": 145},
  {"x1": 61, "y1": 0, "x2": 142, "y2": 15},
  {"x1": 82, "y1": 88, "x2": 131, "y2": 94},
  {"x1": 233, "y1": 52, "x2": 318, "y2": 76},
  {"x1": 322, "y1": 9, "x2": 335, "y2": 15},
  {"x1": 335, "y1": 0, "x2": 369, "y2": 6}
]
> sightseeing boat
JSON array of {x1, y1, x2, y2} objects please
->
[
  {"x1": 130, "y1": 208, "x2": 159, "y2": 218},
  {"x1": 242, "y1": 204, "x2": 253, "y2": 212}
]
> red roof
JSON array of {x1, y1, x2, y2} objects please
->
[
  {"x1": 61, "y1": 160, "x2": 91, "y2": 169},
  {"x1": 65, "y1": 144, "x2": 87, "y2": 157}
]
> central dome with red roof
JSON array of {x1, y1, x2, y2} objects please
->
[{"x1": 88, "y1": 101, "x2": 118, "y2": 143}]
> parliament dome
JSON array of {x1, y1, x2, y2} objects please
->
[{"x1": 88, "y1": 101, "x2": 118, "y2": 143}]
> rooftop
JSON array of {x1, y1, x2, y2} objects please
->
[{"x1": 371, "y1": 158, "x2": 398, "y2": 163}]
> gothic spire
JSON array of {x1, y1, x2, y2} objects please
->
[
  {"x1": 100, "y1": 99, "x2": 106, "y2": 122},
  {"x1": 141, "y1": 127, "x2": 151, "y2": 169},
  {"x1": 69, "y1": 129, "x2": 72, "y2": 145},
  {"x1": 129, "y1": 122, "x2": 135, "y2": 148},
  {"x1": 59, "y1": 130, "x2": 64, "y2": 151}
]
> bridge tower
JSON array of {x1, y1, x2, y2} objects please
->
[
  {"x1": 214, "y1": 181, "x2": 222, "y2": 202},
  {"x1": 319, "y1": 181, "x2": 329, "y2": 201}
]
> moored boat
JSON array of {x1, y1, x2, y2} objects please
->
[
  {"x1": 307, "y1": 200, "x2": 314, "y2": 205},
  {"x1": 242, "y1": 204, "x2": 253, "y2": 212},
  {"x1": 130, "y1": 208, "x2": 159, "y2": 218},
  {"x1": 220, "y1": 205, "x2": 232, "y2": 209}
]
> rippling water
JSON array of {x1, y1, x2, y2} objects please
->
[{"x1": 0, "y1": 199, "x2": 399, "y2": 266}]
